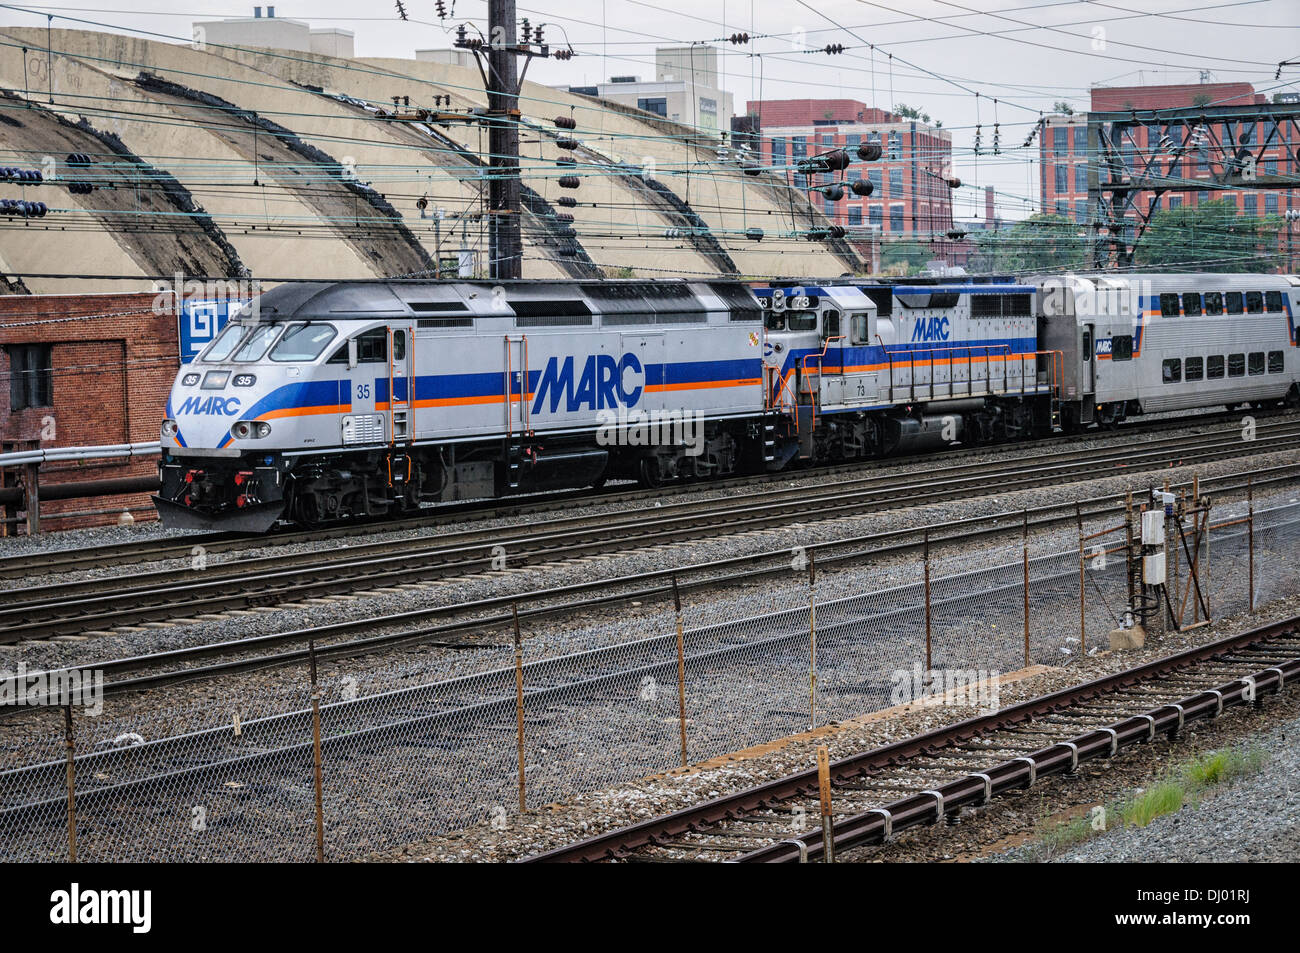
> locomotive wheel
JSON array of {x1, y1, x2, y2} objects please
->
[{"x1": 637, "y1": 457, "x2": 663, "y2": 489}]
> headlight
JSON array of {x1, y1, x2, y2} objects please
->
[
  {"x1": 161, "y1": 419, "x2": 178, "y2": 437},
  {"x1": 230, "y1": 420, "x2": 271, "y2": 440},
  {"x1": 233, "y1": 373, "x2": 256, "y2": 387},
  {"x1": 181, "y1": 373, "x2": 200, "y2": 386}
]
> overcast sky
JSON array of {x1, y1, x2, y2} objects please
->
[{"x1": 2, "y1": 0, "x2": 1297, "y2": 222}]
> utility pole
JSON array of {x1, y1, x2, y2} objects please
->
[
  {"x1": 454, "y1": 4, "x2": 569, "y2": 279},
  {"x1": 487, "y1": 0, "x2": 522, "y2": 279}
]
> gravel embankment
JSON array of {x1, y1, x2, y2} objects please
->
[{"x1": 1027, "y1": 717, "x2": 1300, "y2": 863}]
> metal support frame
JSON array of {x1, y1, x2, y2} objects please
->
[{"x1": 1087, "y1": 101, "x2": 1300, "y2": 268}]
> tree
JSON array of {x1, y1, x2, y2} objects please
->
[
  {"x1": 879, "y1": 239, "x2": 932, "y2": 276},
  {"x1": 1053, "y1": 100, "x2": 1075, "y2": 116},
  {"x1": 968, "y1": 214, "x2": 1090, "y2": 274},
  {"x1": 893, "y1": 103, "x2": 934, "y2": 125},
  {"x1": 1134, "y1": 198, "x2": 1280, "y2": 272}
]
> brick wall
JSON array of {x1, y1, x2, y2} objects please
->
[{"x1": 0, "y1": 292, "x2": 178, "y2": 532}]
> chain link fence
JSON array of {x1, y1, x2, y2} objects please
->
[{"x1": 2, "y1": 496, "x2": 1296, "y2": 863}]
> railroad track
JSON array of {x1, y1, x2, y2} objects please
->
[
  {"x1": 523, "y1": 616, "x2": 1300, "y2": 863},
  {"x1": 3, "y1": 422, "x2": 1298, "y2": 645},
  {"x1": 3, "y1": 405, "x2": 1293, "y2": 580},
  {"x1": 4, "y1": 462, "x2": 1295, "y2": 705}
]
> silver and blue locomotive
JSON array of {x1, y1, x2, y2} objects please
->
[{"x1": 156, "y1": 279, "x2": 767, "y2": 531}]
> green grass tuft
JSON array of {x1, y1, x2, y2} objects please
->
[
  {"x1": 1015, "y1": 743, "x2": 1268, "y2": 860},
  {"x1": 1120, "y1": 782, "x2": 1184, "y2": 828}
]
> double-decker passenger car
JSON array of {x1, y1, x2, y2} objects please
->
[{"x1": 1038, "y1": 273, "x2": 1300, "y2": 428}]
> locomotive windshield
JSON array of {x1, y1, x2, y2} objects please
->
[
  {"x1": 198, "y1": 322, "x2": 249, "y2": 363},
  {"x1": 269, "y1": 322, "x2": 338, "y2": 362},
  {"x1": 764, "y1": 311, "x2": 818, "y2": 332},
  {"x1": 231, "y1": 324, "x2": 281, "y2": 362}
]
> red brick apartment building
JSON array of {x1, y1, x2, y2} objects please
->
[
  {"x1": 1, "y1": 292, "x2": 177, "y2": 531},
  {"x1": 748, "y1": 99, "x2": 955, "y2": 241},
  {"x1": 1040, "y1": 82, "x2": 1296, "y2": 249}
]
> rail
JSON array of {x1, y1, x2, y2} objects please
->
[{"x1": 0, "y1": 441, "x2": 160, "y2": 467}]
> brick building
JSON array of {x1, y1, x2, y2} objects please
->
[
  {"x1": 1, "y1": 292, "x2": 178, "y2": 531},
  {"x1": 1039, "y1": 82, "x2": 1296, "y2": 263},
  {"x1": 747, "y1": 99, "x2": 955, "y2": 241}
]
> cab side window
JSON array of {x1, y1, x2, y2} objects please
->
[
  {"x1": 356, "y1": 329, "x2": 388, "y2": 363},
  {"x1": 822, "y1": 310, "x2": 841, "y2": 340},
  {"x1": 850, "y1": 312, "x2": 870, "y2": 345},
  {"x1": 327, "y1": 328, "x2": 388, "y2": 364}
]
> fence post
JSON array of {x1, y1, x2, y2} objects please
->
[
  {"x1": 1021, "y1": 510, "x2": 1030, "y2": 668},
  {"x1": 1248, "y1": 477, "x2": 1255, "y2": 613},
  {"x1": 1204, "y1": 494, "x2": 1212, "y2": 620},
  {"x1": 672, "y1": 575, "x2": 688, "y2": 768},
  {"x1": 308, "y1": 639, "x2": 325, "y2": 863},
  {"x1": 1167, "y1": 479, "x2": 1178, "y2": 618},
  {"x1": 512, "y1": 603, "x2": 527, "y2": 813},
  {"x1": 1076, "y1": 502, "x2": 1085, "y2": 655},
  {"x1": 63, "y1": 705, "x2": 76, "y2": 863},
  {"x1": 817, "y1": 745, "x2": 834, "y2": 864},
  {"x1": 23, "y1": 461, "x2": 39, "y2": 536},
  {"x1": 923, "y1": 532, "x2": 932, "y2": 674},
  {"x1": 808, "y1": 551, "x2": 817, "y2": 732}
]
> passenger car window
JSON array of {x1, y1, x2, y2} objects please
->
[
  {"x1": 1162, "y1": 358, "x2": 1181, "y2": 383},
  {"x1": 1248, "y1": 352, "x2": 1265, "y2": 375},
  {"x1": 1228, "y1": 353, "x2": 1245, "y2": 377},
  {"x1": 1181, "y1": 293, "x2": 1202, "y2": 316},
  {"x1": 1225, "y1": 292, "x2": 1243, "y2": 315},
  {"x1": 1185, "y1": 356, "x2": 1203, "y2": 381},
  {"x1": 1245, "y1": 292, "x2": 1263, "y2": 314},
  {"x1": 1207, "y1": 355, "x2": 1225, "y2": 379},
  {"x1": 1204, "y1": 292, "x2": 1223, "y2": 315},
  {"x1": 1265, "y1": 291, "x2": 1283, "y2": 312},
  {"x1": 1268, "y1": 350, "x2": 1284, "y2": 373},
  {"x1": 1159, "y1": 293, "x2": 1180, "y2": 317},
  {"x1": 270, "y1": 323, "x2": 338, "y2": 362}
]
